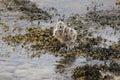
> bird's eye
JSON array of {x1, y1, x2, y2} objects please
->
[
  {"x1": 70, "y1": 30, "x2": 73, "y2": 33},
  {"x1": 60, "y1": 26, "x2": 62, "y2": 28}
]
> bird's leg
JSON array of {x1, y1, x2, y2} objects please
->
[
  {"x1": 30, "y1": 20, "x2": 34, "y2": 26},
  {"x1": 38, "y1": 20, "x2": 40, "y2": 26},
  {"x1": 66, "y1": 46, "x2": 70, "y2": 53},
  {"x1": 104, "y1": 59, "x2": 107, "y2": 65},
  {"x1": 86, "y1": 50, "x2": 91, "y2": 61},
  {"x1": 86, "y1": 50, "x2": 89, "y2": 61},
  {"x1": 67, "y1": 45, "x2": 73, "y2": 53}
]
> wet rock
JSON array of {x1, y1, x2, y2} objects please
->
[
  {"x1": 72, "y1": 64, "x2": 102, "y2": 80},
  {"x1": 108, "y1": 62, "x2": 120, "y2": 76},
  {"x1": 102, "y1": 74, "x2": 114, "y2": 80},
  {"x1": 86, "y1": 9, "x2": 120, "y2": 29},
  {"x1": 2, "y1": 0, "x2": 52, "y2": 22}
]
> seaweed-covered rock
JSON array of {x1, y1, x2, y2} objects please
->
[
  {"x1": 2, "y1": 0, "x2": 52, "y2": 22},
  {"x1": 108, "y1": 62, "x2": 120, "y2": 76},
  {"x1": 72, "y1": 64, "x2": 102, "y2": 80}
]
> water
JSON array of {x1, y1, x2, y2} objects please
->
[
  {"x1": 0, "y1": 0, "x2": 120, "y2": 80},
  {"x1": 0, "y1": 54, "x2": 61, "y2": 80},
  {"x1": 30, "y1": 0, "x2": 117, "y2": 16}
]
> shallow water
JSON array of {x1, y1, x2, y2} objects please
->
[
  {"x1": 0, "y1": 0, "x2": 120, "y2": 80},
  {"x1": 0, "y1": 54, "x2": 61, "y2": 80},
  {"x1": 30, "y1": 0, "x2": 117, "y2": 16}
]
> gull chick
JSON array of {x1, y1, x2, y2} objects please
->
[{"x1": 53, "y1": 21, "x2": 77, "y2": 51}]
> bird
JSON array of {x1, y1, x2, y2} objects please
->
[{"x1": 53, "y1": 21, "x2": 77, "y2": 52}]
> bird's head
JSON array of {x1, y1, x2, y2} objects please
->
[{"x1": 55, "y1": 21, "x2": 67, "y2": 30}]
